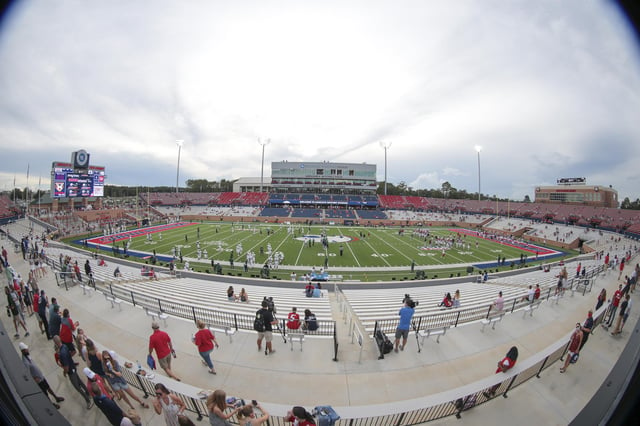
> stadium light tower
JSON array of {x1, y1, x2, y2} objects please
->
[
  {"x1": 380, "y1": 141, "x2": 392, "y2": 195},
  {"x1": 258, "y1": 138, "x2": 271, "y2": 193},
  {"x1": 176, "y1": 139, "x2": 184, "y2": 194},
  {"x1": 475, "y1": 145, "x2": 482, "y2": 201}
]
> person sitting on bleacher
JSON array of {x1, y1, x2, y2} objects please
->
[
  {"x1": 303, "y1": 309, "x2": 318, "y2": 332},
  {"x1": 305, "y1": 282, "x2": 315, "y2": 298},
  {"x1": 438, "y1": 292, "x2": 453, "y2": 308},
  {"x1": 113, "y1": 267, "x2": 121, "y2": 278},
  {"x1": 287, "y1": 307, "x2": 301, "y2": 330},
  {"x1": 239, "y1": 288, "x2": 249, "y2": 303}
]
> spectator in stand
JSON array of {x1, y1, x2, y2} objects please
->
[
  {"x1": 206, "y1": 389, "x2": 242, "y2": 426},
  {"x1": 287, "y1": 307, "x2": 301, "y2": 331},
  {"x1": 438, "y1": 292, "x2": 453, "y2": 308},
  {"x1": 611, "y1": 294, "x2": 631, "y2": 336},
  {"x1": 38, "y1": 290, "x2": 53, "y2": 340},
  {"x1": 483, "y1": 346, "x2": 518, "y2": 398},
  {"x1": 237, "y1": 402, "x2": 270, "y2": 426},
  {"x1": 394, "y1": 297, "x2": 415, "y2": 352},
  {"x1": 453, "y1": 289, "x2": 461, "y2": 308},
  {"x1": 286, "y1": 406, "x2": 316, "y2": 425},
  {"x1": 84, "y1": 259, "x2": 92, "y2": 279},
  {"x1": 102, "y1": 350, "x2": 149, "y2": 409},
  {"x1": 193, "y1": 320, "x2": 218, "y2": 375},
  {"x1": 227, "y1": 286, "x2": 237, "y2": 302},
  {"x1": 113, "y1": 266, "x2": 121, "y2": 278},
  {"x1": 606, "y1": 285, "x2": 623, "y2": 328},
  {"x1": 53, "y1": 336, "x2": 93, "y2": 409},
  {"x1": 534, "y1": 284, "x2": 541, "y2": 300},
  {"x1": 303, "y1": 309, "x2": 318, "y2": 332},
  {"x1": 619, "y1": 294, "x2": 633, "y2": 333},
  {"x1": 149, "y1": 321, "x2": 181, "y2": 381},
  {"x1": 522, "y1": 285, "x2": 535, "y2": 303},
  {"x1": 560, "y1": 323, "x2": 583, "y2": 373},
  {"x1": 90, "y1": 382, "x2": 126, "y2": 426},
  {"x1": 5, "y1": 285, "x2": 29, "y2": 338},
  {"x1": 84, "y1": 367, "x2": 113, "y2": 399},
  {"x1": 60, "y1": 308, "x2": 79, "y2": 356},
  {"x1": 492, "y1": 291, "x2": 504, "y2": 313},
  {"x1": 239, "y1": 288, "x2": 249, "y2": 303},
  {"x1": 153, "y1": 383, "x2": 187, "y2": 426},
  {"x1": 20, "y1": 342, "x2": 65, "y2": 409},
  {"x1": 579, "y1": 310, "x2": 594, "y2": 350},
  {"x1": 256, "y1": 300, "x2": 277, "y2": 355},
  {"x1": 595, "y1": 288, "x2": 607, "y2": 311},
  {"x1": 73, "y1": 261, "x2": 82, "y2": 283}
]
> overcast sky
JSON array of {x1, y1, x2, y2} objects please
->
[{"x1": 1, "y1": 1, "x2": 639, "y2": 201}]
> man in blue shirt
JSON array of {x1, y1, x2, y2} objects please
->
[{"x1": 394, "y1": 297, "x2": 416, "y2": 352}]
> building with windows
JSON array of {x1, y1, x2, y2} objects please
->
[
  {"x1": 270, "y1": 161, "x2": 377, "y2": 194},
  {"x1": 534, "y1": 178, "x2": 618, "y2": 208}
]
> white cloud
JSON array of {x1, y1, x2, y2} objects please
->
[{"x1": 1, "y1": 1, "x2": 639, "y2": 200}]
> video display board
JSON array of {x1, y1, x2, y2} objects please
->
[{"x1": 51, "y1": 163, "x2": 105, "y2": 198}]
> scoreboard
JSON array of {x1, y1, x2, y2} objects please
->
[{"x1": 51, "y1": 162, "x2": 105, "y2": 198}]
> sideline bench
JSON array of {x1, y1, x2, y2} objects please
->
[
  {"x1": 417, "y1": 326, "x2": 449, "y2": 351},
  {"x1": 522, "y1": 301, "x2": 541, "y2": 318},
  {"x1": 145, "y1": 307, "x2": 168, "y2": 326},
  {"x1": 287, "y1": 332, "x2": 305, "y2": 351},
  {"x1": 481, "y1": 314, "x2": 504, "y2": 332},
  {"x1": 210, "y1": 326, "x2": 237, "y2": 344}
]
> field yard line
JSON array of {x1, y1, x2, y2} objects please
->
[
  {"x1": 294, "y1": 240, "x2": 306, "y2": 265},
  {"x1": 376, "y1": 230, "x2": 420, "y2": 264},
  {"x1": 358, "y1": 232, "x2": 393, "y2": 267},
  {"x1": 337, "y1": 228, "x2": 361, "y2": 267}
]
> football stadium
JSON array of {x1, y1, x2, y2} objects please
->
[
  {"x1": 1, "y1": 147, "x2": 640, "y2": 426},
  {"x1": 2, "y1": 2, "x2": 640, "y2": 426}
]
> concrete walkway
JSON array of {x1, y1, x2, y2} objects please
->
[{"x1": 2, "y1": 247, "x2": 637, "y2": 425}]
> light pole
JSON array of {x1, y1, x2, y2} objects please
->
[
  {"x1": 258, "y1": 138, "x2": 271, "y2": 193},
  {"x1": 475, "y1": 145, "x2": 482, "y2": 201},
  {"x1": 176, "y1": 140, "x2": 183, "y2": 194},
  {"x1": 380, "y1": 141, "x2": 392, "y2": 195}
]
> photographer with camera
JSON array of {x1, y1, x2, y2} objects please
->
[
  {"x1": 255, "y1": 299, "x2": 278, "y2": 355},
  {"x1": 395, "y1": 295, "x2": 416, "y2": 353}
]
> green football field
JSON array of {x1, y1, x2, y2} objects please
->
[{"x1": 122, "y1": 222, "x2": 547, "y2": 272}]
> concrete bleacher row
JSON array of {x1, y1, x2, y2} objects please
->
[
  {"x1": 113, "y1": 277, "x2": 333, "y2": 321},
  {"x1": 0, "y1": 194, "x2": 19, "y2": 219},
  {"x1": 43, "y1": 246, "x2": 172, "y2": 284},
  {"x1": 341, "y1": 281, "x2": 531, "y2": 336}
]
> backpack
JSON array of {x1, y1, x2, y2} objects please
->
[{"x1": 253, "y1": 310, "x2": 265, "y2": 332}]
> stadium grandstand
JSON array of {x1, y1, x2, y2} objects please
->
[
  {"x1": 3, "y1": 162, "x2": 640, "y2": 425},
  {"x1": 2, "y1": 213, "x2": 640, "y2": 425}
]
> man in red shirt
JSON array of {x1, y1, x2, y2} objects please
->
[
  {"x1": 534, "y1": 284, "x2": 541, "y2": 300},
  {"x1": 59, "y1": 308, "x2": 79, "y2": 356},
  {"x1": 606, "y1": 284, "x2": 623, "y2": 328},
  {"x1": 148, "y1": 322, "x2": 180, "y2": 381},
  {"x1": 287, "y1": 307, "x2": 301, "y2": 330}
]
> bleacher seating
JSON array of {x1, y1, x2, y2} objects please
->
[
  {"x1": 259, "y1": 207, "x2": 291, "y2": 217},
  {"x1": 355, "y1": 210, "x2": 387, "y2": 220}
]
